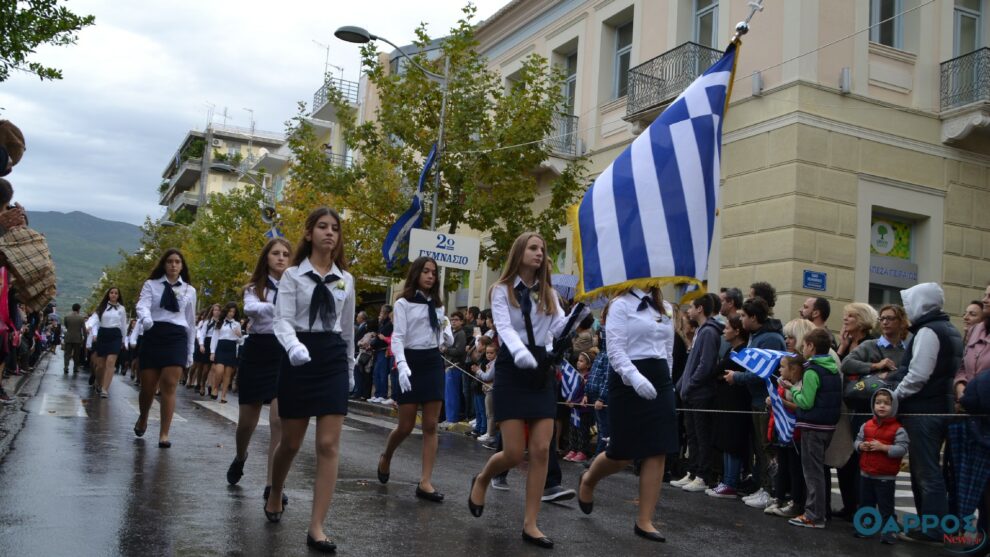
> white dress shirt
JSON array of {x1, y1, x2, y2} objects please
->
[
  {"x1": 606, "y1": 289, "x2": 675, "y2": 382},
  {"x1": 198, "y1": 319, "x2": 220, "y2": 346},
  {"x1": 128, "y1": 320, "x2": 143, "y2": 347},
  {"x1": 274, "y1": 258, "x2": 355, "y2": 370},
  {"x1": 135, "y1": 277, "x2": 198, "y2": 359},
  {"x1": 391, "y1": 295, "x2": 454, "y2": 367},
  {"x1": 491, "y1": 276, "x2": 566, "y2": 358},
  {"x1": 97, "y1": 304, "x2": 128, "y2": 340},
  {"x1": 243, "y1": 276, "x2": 278, "y2": 335},
  {"x1": 210, "y1": 319, "x2": 242, "y2": 353}
]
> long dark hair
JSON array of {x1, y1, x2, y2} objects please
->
[
  {"x1": 489, "y1": 232, "x2": 557, "y2": 315},
  {"x1": 292, "y1": 207, "x2": 346, "y2": 270},
  {"x1": 222, "y1": 301, "x2": 239, "y2": 321},
  {"x1": 397, "y1": 256, "x2": 443, "y2": 307},
  {"x1": 96, "y1": 286, "x2": 125, "y2": 319},
  {"x1": 247, "y1": 238, "x2": 292, "y2": 300},
  {"x1": 148, "y1": 248, "x2": 191, "y2": 283}
]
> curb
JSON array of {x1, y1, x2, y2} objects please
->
[{"x1": 0, "y1": 352, "x2": 53, "y2": 463}]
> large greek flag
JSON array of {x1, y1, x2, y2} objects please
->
[
  {"x1": 382, "y1": 143, "x2": 437, "y2": 270},
  {"x1": 731, "y1": 347, "x2": 796, "y2": 444},
  {"x1": 570, "y1": 43, "x2": 738, "y2": 299}
]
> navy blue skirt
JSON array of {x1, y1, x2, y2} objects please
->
[
  {"x1": 238, "y1": 333, "x2": 282, "y2": 405},
  {"x1": 395, "y1": 347, "x2": 444, "y2": 405},
  {"x1": 213, "y1": 339, "x2": 238, "y2": 367},
  {"x1": 492, "y1": 344, "x2": 554, "y2": 422},
  {"x1": 139, "y1": 322, "x2": 189, "y2": 370},
  {"x1": 95, "y1": 327, "x2": 122, "y2": 357},
  {"x1": 606, "y1": 358, "x2": 679, "y2": 460},
  {"x1": 194, "y1": 335, "x2": 212, "y2": 364},
  {"x1": 278, "y1": 332, "x2": 349, "y2": 419}
]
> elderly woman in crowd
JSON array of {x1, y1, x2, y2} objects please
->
[{"x1": 836, "y1": 302, "x2": 878, "y2": 361}]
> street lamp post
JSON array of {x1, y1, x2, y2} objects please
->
[
  {"x1": 334, "y1": 25, "x2": 448, "y2": 233},
  {"x1": 211, "y1": 163, "x2": 278, "y2": 234}
]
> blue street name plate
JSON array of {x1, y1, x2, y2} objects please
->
[{"x1": 803, "y1": 270, "x2": 827, "y2": 292}]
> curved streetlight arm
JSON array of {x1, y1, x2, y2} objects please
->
[{"x1": 371, "y1": 35, "x2": 446, "y2": 84}]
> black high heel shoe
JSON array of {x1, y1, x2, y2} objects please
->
[
  {"x1": 264, "y1": 500, "x2": 283, "y2": 523},
  {"x1": 468, "y1": 475, "x2": 484, "y2": 517},
  {"x1": 577, "y1": 470, "x2": 593, "y2": 514},
  {"x1": 306, "y1": 533, "x2": 336, "y2": 553},
  {"x1": 263, "y1": 485, "x2": 289, "y2": 505},
  {"x1": 522, "y1": 531, "x2": 554, "y2": 549},
  {"x1": 377, "y1": 454, "x2": 389, "y2": 484}
]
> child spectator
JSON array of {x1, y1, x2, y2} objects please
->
[
  {"x1": 469, "y1": 337, "x2": 493, "y2": 437},
  {"x1": 476, "y1": 343, "x2": 496, "y2": 442},
  {"x1": 854, "y1": 388, "x2": 908, "y2": 545},
  {"x1": 585, "y1": 334, "x2": 611, "y2": 458},
  {"x1": 765, "y1": 354, "x2": 805, "y2": 516},
  {"x1": 784, "y1": 328, "x2": 841, "y2": 529},
  {"x1": 564, "y1": 350, "x2": 594, "y2": 462}
]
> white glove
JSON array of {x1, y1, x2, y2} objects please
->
[
  {"x1": 627, "y1": 371, "x2": 657, "y2": 400},
  {"x1": 142, "y1": 318, "x2": 153, "y2": 331},
  {"x1": 513, "y1": 349, "x2": 538, "y2": 369},
  {"x1": 187, "y1": 354, "x2": 194, "y2": 368},
  {"x1": 397, "y1": 361, "x2": 412, "y2": 393},
  {"x1": 288, "y1": 344, "x2": 311, "y2": 367},
  {"x1": 348, "y1": 369, "x2": 355, "y2": 391}
]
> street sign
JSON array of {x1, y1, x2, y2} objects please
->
[
  {"x1": 408, "y1": 228, "x2": 480, "y2": 271},
  {"x1": 802, "y1": 270, "x2": 827, "y2": 292}
]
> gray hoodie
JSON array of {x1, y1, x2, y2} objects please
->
[{"x1": 892, "y1": 282, "x2": 959, "y2": 403}]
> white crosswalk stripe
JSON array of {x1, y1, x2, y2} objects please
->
[{"x1": 830, "y1": 469, "x2": 915, "y2": 515}]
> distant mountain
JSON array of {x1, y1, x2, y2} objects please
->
[{"x1": 27, "y1": 211, "x2": 142, "y2": 311}]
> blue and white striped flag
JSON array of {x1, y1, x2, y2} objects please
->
[
  {"x1": 382, "y1": 143, "x2": 438, "y2": 270},
  {"x1": 560, "y1": 359, "x2": 583, "y2": 428},
  {"x1": 731, "y1": 347, "x2": 796, "y2": 444},
  {"x1": 570, "y1": 44, "x2": 738, "y2": 299}
]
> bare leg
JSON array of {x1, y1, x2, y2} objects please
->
[
  {"x1": 580, "y1": 452, "x2": 631, "y2": 504},
  {"x1": 636, "y1": 455, "x2": 666, "y2": 533},
  {"x1": 91, "y1": 355, "x2": 105, "y2": 387},
  {"x1": 219, "y1": 366, "x2": 234, "y2": 402},
  {"x1": 309, "y1": 414, "x2": 345, "y2": 541},
  {"x1": 209, "y1": 363, "x2": 223, "y2": 396},
  {"x1": 522, "y1": 418, "x2": 553, "y2": 538},
  {"x1": 267, "y1": 399, "x2": 281, "y2": 486},
  {"x1": 235, "y1": 402, "x2": 263, "y2": 461},
  {"x1": 101, "y1": 354, "x2": 118, "y2": 393},
  {"x1": 157, "y1": 366, "x2": 182, "y2": 443},
  {"x1": 381, "y1": 403, "x2": 418, "y2": 476},
  {"x1": 470, "y1": 419, "x2": 528, "y2": 509},
  {"x1": 419, "y1": 400, "x2": 442, "y2": 492},
  {"x1": 267, "y1": 417, "x2": 309, "y2": 514},
  {"x1": 136, "y1": 368, "x2": 162, "y2": 432}
]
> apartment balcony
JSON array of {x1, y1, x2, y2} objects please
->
[
  {"x1": 159, "y1": 158, "x2": 202, "y2": 205},
  {"x1": 312, "y1": 77, "x2": 360, "y2": 122},
  {"x1": 326, "y1": 152, "x2": 353, "y2": 168},
  {"x1": 167, "y1": 191, "x2": 199, "y2": 214},
  {"x1": 939, "y1": 47, "x2": 990, "y2": 151},
  {"x1": 624, "y1": 42, "x2": 722, "y2": 124},
  {"x1": 546, "y1": 112, "x2": 579, "y2": 159}
]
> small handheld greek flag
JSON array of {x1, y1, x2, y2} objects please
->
[
  {"x1": 731, "y1": 348, "x2": 796, "y2": 444},
  {"x1": 382, "y1": 143, "x2": 437, "y2": 270},
  {"x1": 570, "y1": 43, "x2": 738, "y2": 300},
  {"x1": 559, "y1": 359, "x2": 583, "y2": 428}
]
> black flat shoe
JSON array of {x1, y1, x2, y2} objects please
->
[
  {"x1": 306, "y1": 533, "x2": 336, "y2": 553},
  {"x1": 633, "y1": 524, "x2": 665, "y2": 543},
  {"x1": 227, "y1": 455, "x2": 246, "y2": 485},
  {"x1": 468, "y1": 475, "x2": 484, "y2": 517},
  {"x1": 522, "y1": 531, "x2": 554, "y2": 549},
  {"x1": 415, "y1": 485, "x2": 444, "y2": 503},
  {"x1": 263, "y1": 485, "x2": 289, "y2": 505},
  {"x1": 158, "y1": 441, "x2": 171, "y2": 449},
  {"x1": 133, "y1": 424, "x2": 146, "y2": 438},
  {"x1": 377, "y1": 454, "x2": 389, "y2": 484},
  {"x1": 577, "y1": 471, "x2": 593, "y2": 515},
  {"x1": 264, "y1": 501, "x2": 282, "y2": 523}
]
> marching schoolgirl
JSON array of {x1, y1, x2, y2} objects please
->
[
  {"x1": 226, "y1": 238, "x2": 291, "y2": 507},
  {"x1": 468, "y1": 232, "x2": 586, "y2": 549},
  {"x1": 210, "y1": 302, "x2": 242, "y2": 404},
  {"x1": 376, "y1": 256, "x2": 453, "y2": 501},
  {"x1": 92, "y1": 286, "x2": 128, "y2": 398},
  {"x1": 197, "y1": 304, "x2": 222, "y2": 397},
  {"x1": 577, "y1": 286, "x2": 676, "y2": 543},
  {"x1": 186, "y1": 311, "x2": 206, "y2": 389},
  {"x1": 134, "y1": 248, "x2": 197, "y2": 448},
  {"x1": 267, "y1": 207, "x2": 355, "y2": 554}
]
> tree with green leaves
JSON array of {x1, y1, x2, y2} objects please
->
[
  {"x1": 312, "y1": 4, "x2": 586, "y2": 288},
  {"x1": 0, "y1": 0, "x2": 95, "y2": 82}
]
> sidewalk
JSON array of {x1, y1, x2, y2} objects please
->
[{"x1": 0, "y1": 350, "x2": 54, "y2": 462}]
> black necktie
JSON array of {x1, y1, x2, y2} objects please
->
[
  {"x1": 225, "y1": 319, "x2": 234, "y2": 329},
  {"x1": 305, "y1": 271, "x2": 340, "y2": 331},
  {"x1": 637, "y1": 293, "x2": 659, "y2": 313},
  {"x1": 160, "y1": 280, "x2": 180, "y2": 312},
  {"x1": 412, "y1": 292, "x2": 440, "y2": 332},
  {"x1": 108, "y1": 304, "x2": 118, "y2": 311},
  {"x1": 513, "y1": 282, "x2": 537, "y2": 347},
  {"x1": 266, "y1": 278, "x2": 279, "y2": 305}
]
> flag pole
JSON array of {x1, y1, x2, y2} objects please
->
[{"x1": 731, "y1": 0, "x2": 765, "y2": 44}]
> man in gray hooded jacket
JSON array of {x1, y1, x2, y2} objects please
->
[{"x1": 887, "y1": 282, "x2": 962, "y2": 543}]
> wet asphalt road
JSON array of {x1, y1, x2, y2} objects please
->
[{"x1": 0, "y1": 353, "x2": 941, "y2": 556}]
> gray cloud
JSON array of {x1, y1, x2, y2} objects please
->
[{"x1": 1, "y1": 0, "x2": 506, "y2": 225}]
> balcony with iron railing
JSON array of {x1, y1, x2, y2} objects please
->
[
  {"x1": 159, "y1": 158, "x2": 202, "y2": 205},
  {"x1": 625, "y1": 42, "x2": 722, "y2": 121},
  {"x1": 546, "y1": 112, "x2": 579, "y2": 158},
  {"x1": 312, "y1": 77, "x2": 360, "y2": 122},
  {"x1": 167, "y1": 191, "x2": 199, "y2": 214},
  {"x1": 939, "y1": 47, "x2": 990, "y2": 148},
  {"x1": 326, "y1": 152, "x2": 354, "y2": 168}
]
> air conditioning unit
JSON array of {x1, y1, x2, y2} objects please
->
[{"x1": 211, "y1": 138, "x2": 222, "y2": 147}]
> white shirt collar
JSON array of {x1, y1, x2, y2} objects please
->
[
  {"x1": 512, "y1": 275, "x2": 539, "y2": 290},
  {"x1": 877, "y1": 335, "x2": 904, "y2": 349},
  {"x1": 163, "y1": 276, "x2": 184, "y2": 286},
  {"x1": 298, "y1": 257, "x2": 342, "y2": 279}
]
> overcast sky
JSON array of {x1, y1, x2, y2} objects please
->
[{"x1": 0, "y1": 0, "x2": 508, "y2": 225}]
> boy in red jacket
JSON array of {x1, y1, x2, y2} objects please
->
[{"x1": 854, "y1": 388, "x2": 909, "y2": 544}]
